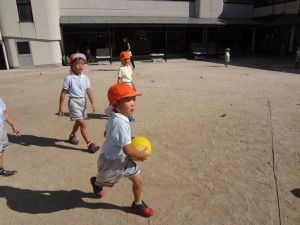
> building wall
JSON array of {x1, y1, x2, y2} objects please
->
[
  {"x1": 59, "y1": 0, "x2": 194, "y2": 17},
  {"x1": 221, "y1": 3, "x2": 253, "y2": 19},
  {"x1": 0, "y1": 0, "x2": 62, "y2": 68},
  {"x1": 194, "y1": 0, "x2": 223, "y2": 18},
  {"x1": 253, "y1": 1, "x2": 298, "y2": 17}
]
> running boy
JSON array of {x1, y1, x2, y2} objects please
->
[
  {"x1": 58, "y1": 53, "x2": 100, "y2": 153},
  {"x1": 118, "y1": 51, "x2": 136, "y2": 122},
  {"x1": 90, "y1": 83, "x2": 155, "y2": 217},
  {"x1": 0, "y1": 98, "x2": 20, "y2": 177}
]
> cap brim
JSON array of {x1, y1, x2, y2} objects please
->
[{"x1": 109, "y1": 92, "x2": 142, "y2": 105}]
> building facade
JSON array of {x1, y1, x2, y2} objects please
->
[{"x1": 0, "y1": 0, "x2": 299, "y2": 69}]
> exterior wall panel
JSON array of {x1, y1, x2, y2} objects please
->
[
  {"x1": 253, "y1": 1, "x2": 297, "y2": 17},
  {"x1": 31, "y1": 41, "x2": 62, "y2": 67},
  {"x1": 0, "y1": 0, "x2": 22, "y2": 37},
  {"x1": 59, "y1": 0, "x2": 191, "y2": 17},
  {"x1": 222, "y1": 3, "x2": 253, "y2": 18}
]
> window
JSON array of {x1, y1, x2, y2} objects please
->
[
  {"x1": 224, "y1": 0, "x2": 253, "y2": 4},
  {"x1": 16, "y1": 0, "x2": 33, "y2": 22},
  {"x1": 16, "y1": 41, "x2": 31, "y2": 54}
]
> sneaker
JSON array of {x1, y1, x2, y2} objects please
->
[
  {"x1": 69, "y1": 134, "x2": 79, "y2": 145},
  {"x1": 131, "y1": 201, "x2": 155, "y2": 217},
  {"x1": 90, "y1": 177, "x2": 104, "y2": 198},
  {"x1": 87, "y1": 142, "x2": 100, "y2": 153},
  {"x1": 128, "y1": 115, "x2": 135, "y2": 122},
  {"x1": 0, "y1": 169, "x2": 17, "y2": 177}
]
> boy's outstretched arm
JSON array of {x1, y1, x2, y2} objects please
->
[
  {"x1": 3, "y1": 110, "x2": 20, "y2": 136},
  {"x1": 58, "y1": 89, "x2": 67, "y2": 116},
  {"x1": 86, "y1": 88, "x2": 95, "y2": 113}
]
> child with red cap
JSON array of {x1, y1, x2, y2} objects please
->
[
  {"x1": 58, "y1": 53, "x2": 100, "y2": 153},
  {"x1": 90, "y1": 83, "x2": 155, "y2": 217},
  {"x1": 117, "y1": 51, "x2": 136, "y2": 122}
]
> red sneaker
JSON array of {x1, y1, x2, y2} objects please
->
[
  {"x1": 87, "y1": 142, "x2": 100, "y2": 153},
  {"x1": 131, "y1": 201, "x2": 155, "y2": 217},
  {"x1": 69, "y1": 134, "x2": 79, "y2": 145}
]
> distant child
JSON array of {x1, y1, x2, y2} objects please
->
[
  {"x1": 0, "y1": 98, "x2": 20, "y2": 177},
  {"x1": 85, "y1": 46, "x2": 92, "y2": 63},
  {"x1": 90, "y1": 83, "x2": 155, "y2": 217},
  {"x1": 118, "y1": 51, "x2": 136, "y2": 122},
  {"x1": 58, "y1": 53, "x2": 100, "y2": 153},
  {"x1": 225, "y1": 48, "x2": 230, "y2": 67},
  {"x1": 295, "y1": 47, "x2": 300, "y2": 69},
  {"x1": 122, "y1": 36, "x2": 135, "y2": 69}
]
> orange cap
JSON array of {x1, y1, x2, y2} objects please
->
[
  {"x1": 120, "y1": 51, "x2": 130, "y2": 61},
  {"x1": 70, "y1": 53, "x2": 86, "y2": 63},
  {"x1": 108, "y1": 83, "x2": 142, "y2": 105}
]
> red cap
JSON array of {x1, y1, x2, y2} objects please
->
[
  {"x1": 108, "y1": 83, "x2": 142, "y2": 105},
  {"x1": 120, "y1": 51, "x2": 130, "y2": 61}
]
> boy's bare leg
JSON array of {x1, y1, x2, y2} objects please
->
[
  {"x1": 76, "y1": 118, "x2": 91, "y2": 144},
  {"x1": 71, "y1": 120, "x2": 80, "y2": 135},
  {"x1": 129, "y1": 174, "x2": 143, "y2": 203},
  {"x1": 0, "y1": 154, "x2": 3, "y2": 168}
]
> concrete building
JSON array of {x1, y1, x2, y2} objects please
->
[{"x1": 0, "y1": 0, "x2": 299, "y2": 69}]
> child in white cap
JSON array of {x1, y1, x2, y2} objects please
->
[{"x1": 58, "y1": 53, "x2": 100, "y2": 153}]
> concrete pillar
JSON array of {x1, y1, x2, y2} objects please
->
[
  {"x1": 0, "y1": 30, "x2": 9, "y2": 70},
  {"x1": 251, "y1": 27, "x2": 256, "y2": 51},
  {"x1": 195, "y1": 0, "x2": 223, "y2": 19},
  {"x1": 195, "y1": 0, "x2": 201, "y2": 18},
  {"x1": 289, "y1": 25, "x2": 295, "y2": 53}
]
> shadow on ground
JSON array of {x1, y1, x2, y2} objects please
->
[
  {"x1": 0, "y1": 186, "x2": 129, "y2": 214},
  {"x1": 55, "y1": 112, "x2": 110, "y2": 120},
  {"x1": 291, "y1": 189, "x2": 300, "y2": 198},
  {"x1": 200, "y1": 56, "x2": 300, "y2": 75},
  {"x1": 7, "y1": 134, "x2": 86, "y2": 152}
]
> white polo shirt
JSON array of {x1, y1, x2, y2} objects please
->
[
  {"x1": 63, "y1": 73, "x2": 91, "y2": 98},
  {"x1": 0, "y1": 98, "x2": 6, "y2": 126},
  {"x1": 101, "y1": 112, "x2": 131, "y2": 160}
]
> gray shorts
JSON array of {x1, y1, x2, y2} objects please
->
[
  {"x1": 0, "y1": 124, "x2": 9, "y2": 154},
  {"x1": 95, "y1": 153, "x2": 140, "y2": 186},
  {"x1": 68, "y1": 97, "x2": 87, "y2": 121}
]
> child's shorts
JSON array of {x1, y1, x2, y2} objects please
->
[
  {"x1": 95, "y1": 153, "x2": 140, "y2": 186},
  {"x1": 68, "y1": 97, "x2": 87, "y2": 121},
  {"x1": 0, "y1": 124, "x2": 9, "y2": 154}
]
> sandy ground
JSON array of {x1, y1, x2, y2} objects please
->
[{"x1": 0, "y1": 57, "x2": 300, "y2": 225}]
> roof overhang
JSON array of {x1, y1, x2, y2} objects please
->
[
  {"x1": 60, "y1": 16, "x2": 224, "y2": 27},
  {"x1": 218, "y1": 18, "x2": 265, "y2": 25}
]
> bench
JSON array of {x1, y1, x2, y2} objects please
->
[
  {"x1": 150, "y1": 53, "x2": 165, "y2": 62},
  {"x1": 192, "y1": 48, "x2": 208, "y2": 60},
  {"x1": 96, "y1": 48, "x2": 111, "y2": 65}
]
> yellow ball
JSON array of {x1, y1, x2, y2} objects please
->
[{"x1": 130, "y1": 136, "x2": 152, "y2": 161}]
